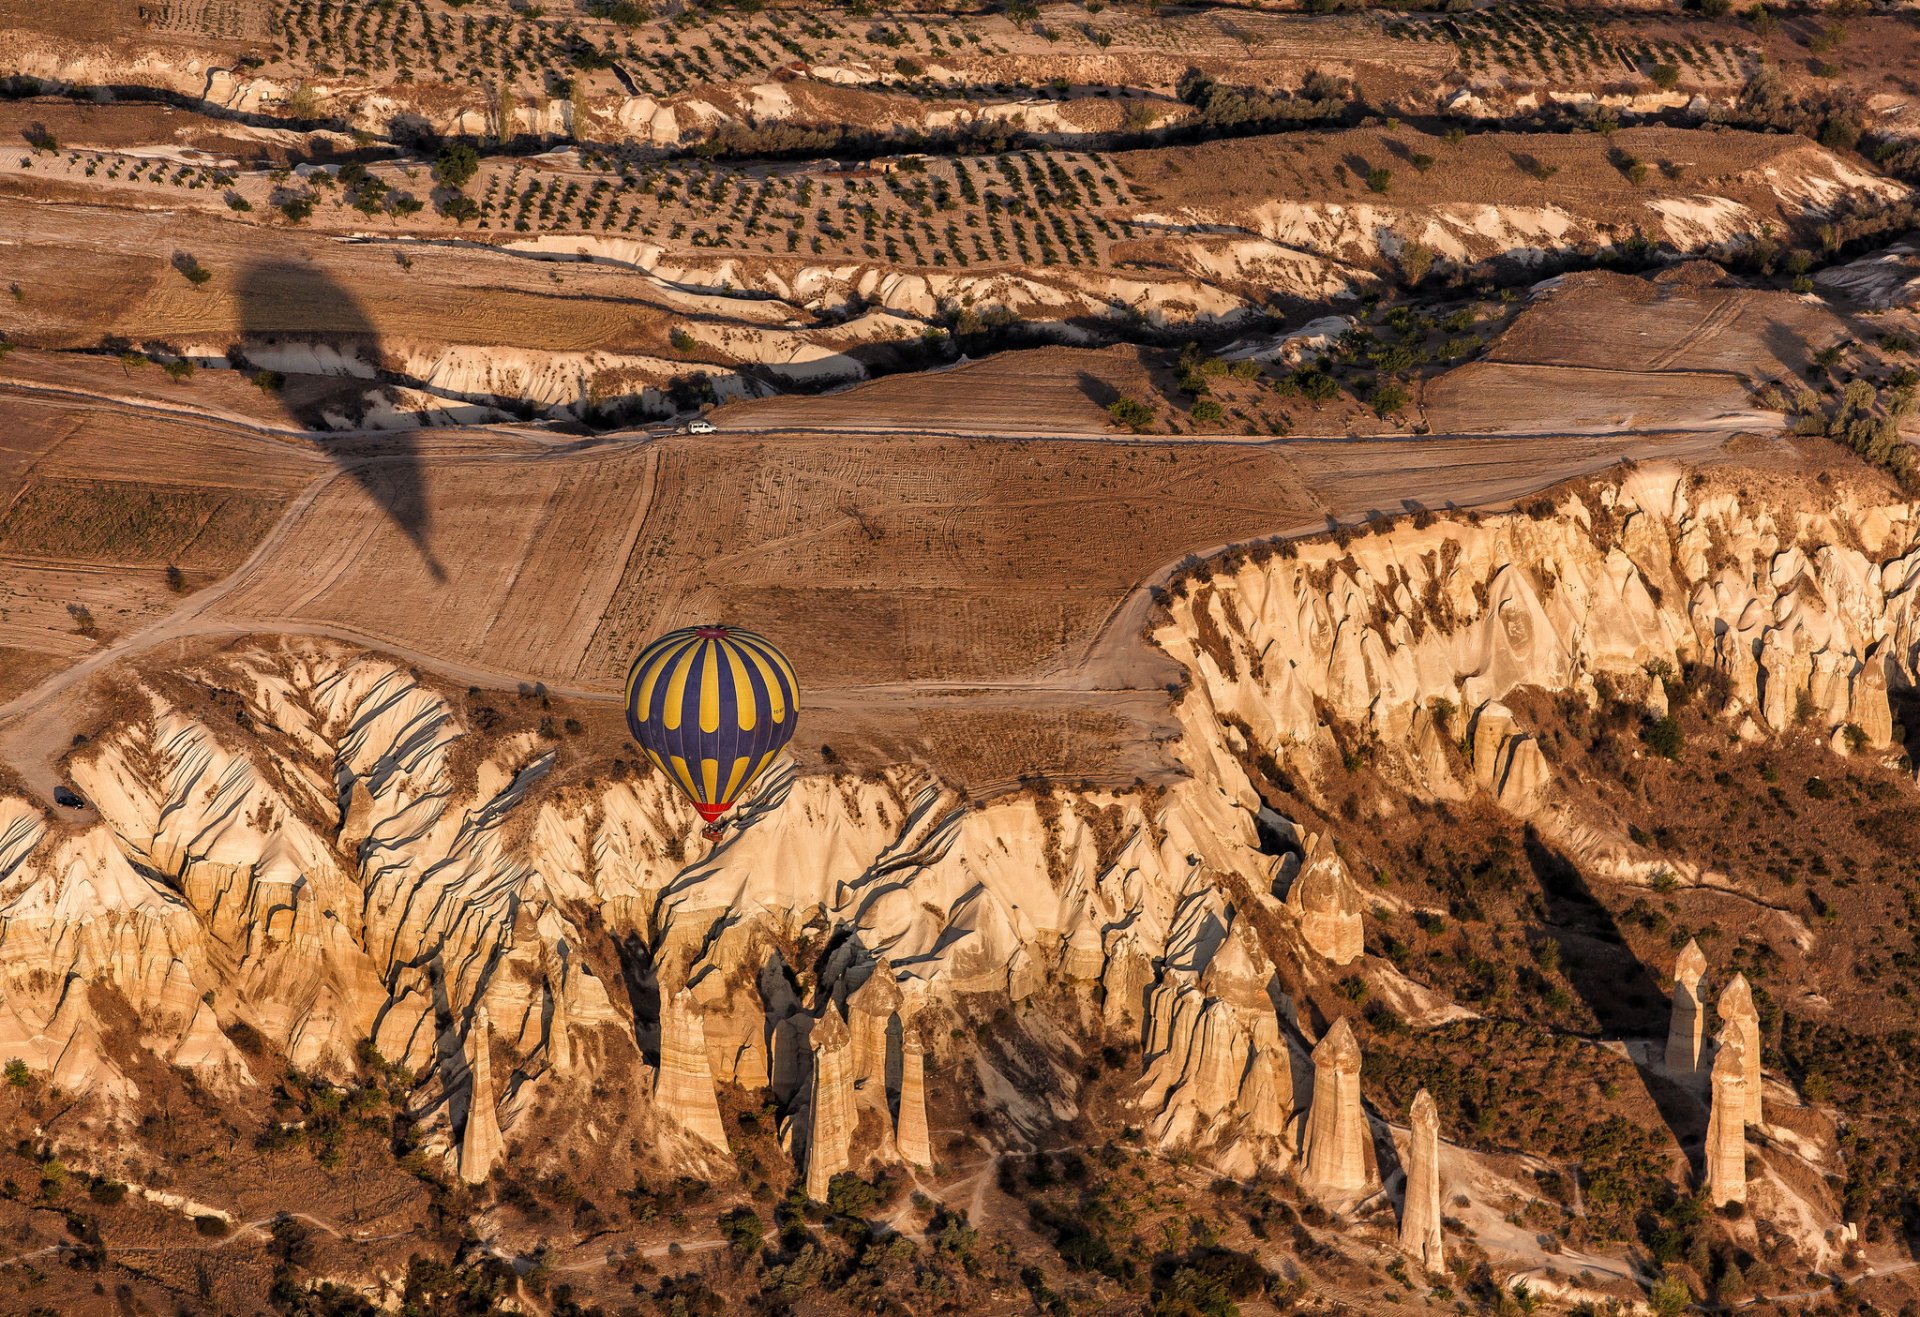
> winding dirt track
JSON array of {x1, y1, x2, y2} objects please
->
[{"x1": 0, "y1": 377, "x2": 1738, "y2": 803}]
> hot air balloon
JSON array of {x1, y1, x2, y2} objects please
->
[{"x1": 625, "y1": 624, "x2": 798, "y2": 840}]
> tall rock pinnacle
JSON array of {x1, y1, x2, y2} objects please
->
[
  {"x1": 1717, "y1": 973, "x2": 1763, "y2": 1126},
  {"x1": 459, "y1": 1007, "x2": 504, "y2": 1185},
  {"x1": 1705, "y1": 1030, "x2": 1749, "y2": 1206},
  {"x1": 894, "y1": 1025, "x2": 932, "y2": 1167},
  {"x1": 654, "y1": 986, "x2": 729, "y2": 1152},
  {"x1": 845, "y1": 958, "x2": 903, "y2": 1095},
  {"x1": 1399, "y1": 1089, "x2": 1444, "y2": 1273},
  {"x1": 804, "y1": 1007, "x2": 855, "y2": 1201},
  {"x1": 1666, "y1": 938, "x2": 1708, "y2": 1075},
  {"x1": 1299, "y1": 1016, "x2": 1379, "y2": 1197}
]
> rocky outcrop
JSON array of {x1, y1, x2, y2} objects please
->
[
  {"x1": 1285, "y1": 835, "x2": 1363, "y2": 966},
  {"x1": 1718, "y1": 973, "x2": 1764, "y2": 1127},
  {"x1": 895, "y1": 1027, "x2": 932, "y2": 1168},
  {"x1": 1100, "y1": 932, "x2": 1154, "y2": 1031},
  {"x1": 1399, "y1": 1089, "x2": 1445, "y2": 1273},
  {"x1": 1705, "y1": 1030, "x2": 1749, "y2": 1207},
  {"x1": 1666, "y1": 938, "x2": 1709, "y2": 1075},
  {"x1": 804, "y1": 1008, "x2": 855, "y2": 1201},
  {"x1": 655, "y1": 986, "x2": 729, "y2": 1153},
  {"x1": 459, "y1": 1007, "x2": 504, "y2": 1185},
  {"x1": 1139, "y1": 918, "x2": 1295, "y2": 1167},
  {"x1": 845, "y1": 958, "x2": 903, "y2": 1096},
  {"x1": 1470, "y1": 701, "x2": 1553, "y2": 813},
  {"x1": 1298, "y1": 1016, "x2": 1378, "y2": 1199}
]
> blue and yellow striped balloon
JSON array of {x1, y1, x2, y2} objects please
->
[{"x1": 624, "y1": 625, "x2": 799, "y2": 825}]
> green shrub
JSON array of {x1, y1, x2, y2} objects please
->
[
  {"x1": 1369, "y1": 382, "x2": 1410, "y2": 417},
  {"x1": 1107, "y1": 396, "x2": 1154, "y2": 432},
  {"x1": 433, "y1": 143, "x2": 481, "y2": 191},
  {"x1": 1642, "y1": 715, "x2": 1683, "y2": 760}
]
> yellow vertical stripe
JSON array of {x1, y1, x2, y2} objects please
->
[
  {"x1": 698, "y1": 641, "x2": 721, "y2": 734},
  {"x1": 722, "y1": 753, "x2": 752, "y2": 802},
  {"x1": 738, "y1": 633, "x2": 797, "y2": 700},
  {"x1": 734, "y1": 640, "x2": 784, "y2": 723},
  {"x1": 721, "y1": 640, "x2": 756, "y2": 731},
  {"x1": 669, "y1": 754, "x2": 698, "y2": 799},
  {"x1": 701, "y1": 757, "x2": 719, "y2": 801},
  {"x1": 637, "y1": 634, "x2": 699, "y2": 724},
  {"x1": 663, "y1": 639, "x2": 705, "y2": 731}
]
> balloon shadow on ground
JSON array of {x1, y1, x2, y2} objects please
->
[{"x1": 231, "y1": 256, "x2": 444, "y2": 580}]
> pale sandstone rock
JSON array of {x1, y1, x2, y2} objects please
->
[
  {"x1": 804, "y1": 1008, "x2": 855, "y2": 1201},
  {"x1": 1287, "y1": 837, "x2": 1363, "y2": 966},
  {"x1": 1399, "y1": 1089, "x2": 1445, "y2": 1273},
  {"x1": 1236, "y1": 1013, "x2": 1297, "y2": 1151},
  {"x1": 1494, "y1": 734, "x2": 1552, "y2": 812},
  {"x1": 1705, "y1": 1030, "x2": 1749, "y2": 1206},
  {"x1": 546, "y1": 974, "x2": 572, "y2": 1076},
  {"x1": 655, "y1": 987, "x2": 729, "y2": 1153},
  {"x1": 894, "y1": 1027, "x2": 932, "y2": 1167},
  {"x1": 1470, "y1": 702, "x2": 1517, "y2": 792},
  {"x1": 1666, "y1": 938, "x2": 1709, "y2": 1075},
  {"x1": 1101, "y1": 932, "x2": 1154, "y2": 1031},
  {"x1": 1408, "y1": 702, "x2": 1467, "y2": 801},
  {"x1": 1299, "y1": 1017, "x2": 1379, "y2": 1198},
  {"x1": 845, "y1": 958, "x2": 903, "y2": 1094},
  {"x1": 1718, "y1": 973, "x2": 1764, "y2": 1126},
  {"x1": 460, "y1": 1008, "x2": 504, "y2": 1185},
  {"x1": 1060, "y1": 921, "x2": 1107, "y2": 983}
]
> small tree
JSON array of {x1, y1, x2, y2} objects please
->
[
  {"x1": 718, "y1": 1206, "x2": 764, "y2": 1254},
  {"x1": 442, "y1": 195, "x2": 481, "y2": 226},
  {"x1": 1643, "y1": 714, "x2": 1684, "y2": 760},
  {"x1": 433, "y1": 142, "x2": 481, "y2": 192},
  {"x1": 1366, "y1": 166, "x2": 1392, "y2": 194},
  {"x1": 4, "y1": 1057, "x2": 30, "y2": 1088},
  {"x1": 1107, "y1": 396, "x2": 1154, "y2": 432},
  {"x1": 165, "y1": 565, "x2": 186, "y2": 592},
  {"x1": 1370, "y1": 382, "x2": 1410, "y2": 417},
  {"x1": 1398, "y1": 240, "x2": 1434, "y2": 286},
  {"x1": 173, "y1": 253, "x2": 213, "y2": 287}
]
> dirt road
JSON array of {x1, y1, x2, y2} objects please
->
[{"x1": 0, "y1": 384, "x2": 1738, "y2": 804}]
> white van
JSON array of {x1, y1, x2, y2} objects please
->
[{"x1": 687, "y1": 418, "x2": 717, "y2": 434}]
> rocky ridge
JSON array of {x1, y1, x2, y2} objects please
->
[{"x1": 1, "y1": 459, "x2": 1916, "y2": 1285}]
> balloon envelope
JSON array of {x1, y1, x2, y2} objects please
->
[{"x1": 624, "y1": 625, "x2": 799, "y2": 822}]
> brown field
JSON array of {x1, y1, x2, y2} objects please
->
[
  {"x1": 1120, "y1": 125, "x2": 1861, "y2": 223},
  {"x1": 1424, "y1": 362, "x2": 1755, "y2": 435},
  {"x1": 714, "y1": 345, "x2": 1156, "y2": 436},
  {"x1": 0, "y1": 345, "x2": 347, "y2": 433},
  {"x1": 0, "y1": 558, "x2": 183, "y2": 654},
  {"x1": 0, "y1": 478, "x2": 284, "y2": 566},
  {"x1": 1487, "y1": 268, "x2": 1850, "y2": 377},
  {"x1": 0, "y1": 389, "x2": 81, "y2": 504},
  {"x1": 0, "y1": 390, "x2": 321, "y2": 681},
  {"x1": 0, "y1": 195, "x2": 707, "y2": 359},
  {"x1": 213, "y1": 434, "x2": 1322, "y2": 692}
]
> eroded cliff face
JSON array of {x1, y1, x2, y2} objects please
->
[
  {"x1": 0, "y1": 459, "x2": 1913, "y2": 1266},
  {"x1": 1160, "y1": 462, "x2": 1920, "y2": 885}
]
